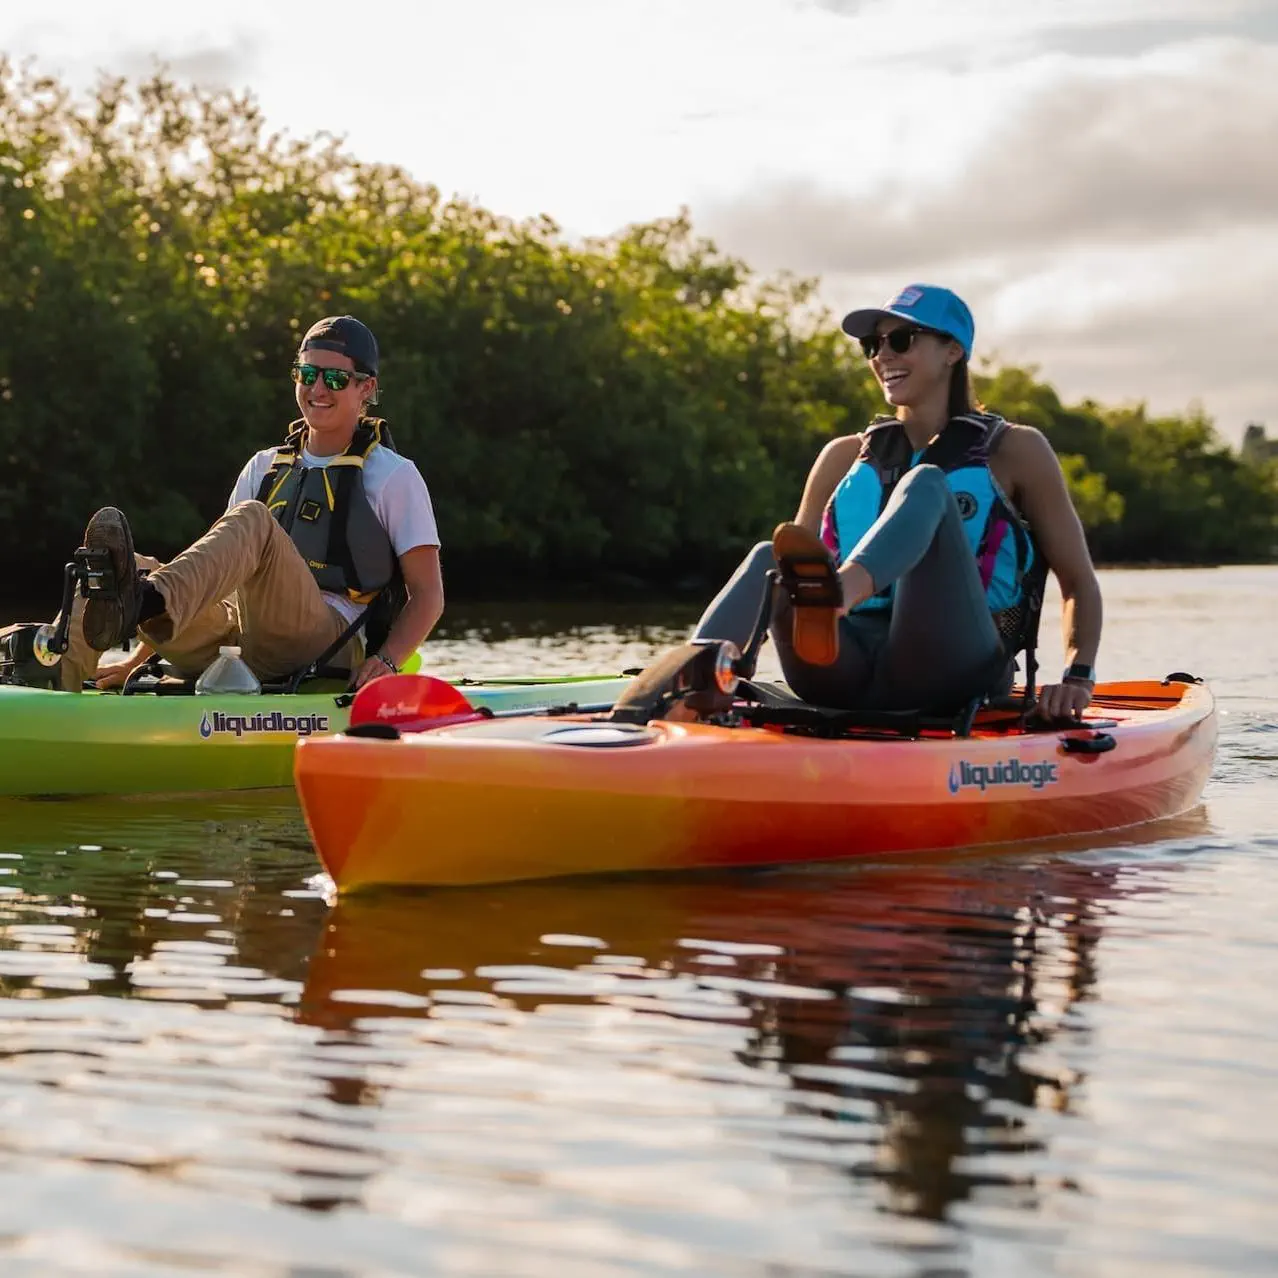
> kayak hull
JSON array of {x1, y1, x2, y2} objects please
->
[
  {"x1": 0, "y1": 675, "x2": 631, "y2": 797},
  {"x1": 295, "y1": 680, "x2": 1218, "y2": 890}
]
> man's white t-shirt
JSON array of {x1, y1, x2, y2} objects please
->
[{"x1": 228, "y1": 443, "x2": 441, "y2": 624}]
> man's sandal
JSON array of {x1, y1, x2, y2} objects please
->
[{"x1": 80, "y1": 507, "x2": 143, "y2": 652}]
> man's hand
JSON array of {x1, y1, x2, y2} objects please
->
[
  {"x1": 350, "y1": 654, "x2": 396, "y2": 690},
  {"x1": 94, "y1": 642, "x2": 155, "y2": 689},
  {"x1": 94, "y1": 659, "x2": 140, "y2": 690}
]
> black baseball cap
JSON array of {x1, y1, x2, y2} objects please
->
[{"x1": 298, "y1": 315, "x2": 379, "y2": 376}]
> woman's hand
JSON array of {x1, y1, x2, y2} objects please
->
[{"x1": 1034, "y1": 679, "x2": 1093, "y2": 722}]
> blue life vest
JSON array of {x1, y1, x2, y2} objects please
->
[{"x1": 820, "y1": 413, "x2": 1034, "y2": 615}]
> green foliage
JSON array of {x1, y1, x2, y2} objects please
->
[
  {"x1": 977, "y1": 360, "x2": 1278, "y2": 560},
  {"x1": 0, "y1": 62, "x2": 1274, "y2": 598},
  {"x1": 1056, "y1": 455, "x2": 1125, "y2": 530}
]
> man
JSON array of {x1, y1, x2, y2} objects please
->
[{"x1": 66, "y1": 315, "x2": 443, "y2": 691}]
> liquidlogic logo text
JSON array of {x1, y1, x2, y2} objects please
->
[
  {"x1": 199, "y1": 711, "x2": 331, "y2": 740},
  {"x1": 947, "y1": 757, "x2": 1059, "y2": 795}
]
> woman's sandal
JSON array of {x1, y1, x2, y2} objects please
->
[{"x1": 772, "y1": 522, "x2": 843, "y2": 667}]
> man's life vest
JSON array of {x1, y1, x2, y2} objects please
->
[{"x1": 253, "y1": 417, "x2": 405, "y2": 651}]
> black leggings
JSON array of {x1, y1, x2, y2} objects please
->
[{"x1": 693, "y1": 466, "x2": 1009, "y2": 711}]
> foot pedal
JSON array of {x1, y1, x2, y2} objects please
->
[
  {"x1": 73, "y1": 546, "x2": 122, "y2": 599},
  {"x1": 776, "y1": 556, "x2": 844, "y2": 608}
]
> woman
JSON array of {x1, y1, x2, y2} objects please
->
[{"x1": 693, "y1": 283, "x2": 1102, "y2": 720}]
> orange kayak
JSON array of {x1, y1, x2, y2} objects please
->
[{"x1": 294, "y1": 678, "x2": 1216, "y2": 891}]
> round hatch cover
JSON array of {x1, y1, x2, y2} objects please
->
[{"x1": 542, "y1": 724, "x2": 657, "y2": 748}]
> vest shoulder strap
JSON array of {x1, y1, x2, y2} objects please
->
[
  {"x1": 354, "y1": 416, "x2": 396, "y2": 457},
  {"x1": 253, "y1": 421, "x2": 308, "y2": 505},
  {"x1": 254, "y1": 416, "x2": 397, "y2": 502},
  {"x1": 919, "y1": 413, "x2": 1005, "y2": 470},
  {"x1": 861, "y1": 418, "x2": 912, "y2": 480},
  {"x1": 855, "y1": 412, "x2": 1011, "y2": 512}
]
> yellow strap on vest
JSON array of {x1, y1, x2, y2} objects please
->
[
  {"x1": 263, "y1": 416, "x2": 384, "y2": 527},
  {"x1": 264, "y1": 450, "x2": 300, "y2": 513}
]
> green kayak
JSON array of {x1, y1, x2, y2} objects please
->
[{"x1": 0, "y1": 673, "x2": 631, "y2": 797}]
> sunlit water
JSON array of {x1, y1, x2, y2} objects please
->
[{"x1": 0, "y1": 567, "x2": 1274, "y2": 1276}]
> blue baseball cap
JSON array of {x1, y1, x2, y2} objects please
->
[{"x1": 841, "y1": 284, "x2": 975, "y2": 359}]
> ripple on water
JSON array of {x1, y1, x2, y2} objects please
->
[{"x1": 0, "y1": 579, "x2": 1275, "y2": 1275}]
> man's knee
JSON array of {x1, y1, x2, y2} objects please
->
[{"x1": 223, "y1": 500, "x2": 273, "y2": 531}]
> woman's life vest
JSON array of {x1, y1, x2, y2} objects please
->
[{"x1": 821, "y1": 413, "x2": 1035, "y2": 616}]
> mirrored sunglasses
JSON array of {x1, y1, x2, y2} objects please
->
[{"x1": 291, "y1": 363, "x2": 370, "y2": 391}]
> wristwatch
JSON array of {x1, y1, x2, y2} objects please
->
[
  {"x1": 1062, "y1": 662, "x2": 1096, "y2": 685},
  {"x1": 375, "y1": 651, "x2": 398, "y2": 674}
]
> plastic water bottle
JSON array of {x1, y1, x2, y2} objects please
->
[{"x1": 195, "y1": 645, "x2": 262, "y2": 695}]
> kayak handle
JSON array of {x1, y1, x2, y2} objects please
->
[
  {"x1": 346, "y1": 722, "x2": 401, "y2": 740},
  {"x1": 1061, "y1": 732, "x2": 1116, "y2": 755}
]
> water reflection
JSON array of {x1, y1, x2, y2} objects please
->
[
  {"x1": 0, "y1": 792, "x2": 323, "y2": 1003},
  {"x1": 298, "y1": 815, "x2": 1210, "y2": 1233},
  {"x1": 0, "y1": 783, "x2": 1270, "y2": 1270}
]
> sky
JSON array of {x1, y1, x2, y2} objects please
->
[{"x1": 5, "y1": 0, "x2": 1277, "y2": 442}]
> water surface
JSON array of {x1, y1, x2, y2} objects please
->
[{"x1": 0, "y1": 567, "x2": 1275, "y2": 1276}]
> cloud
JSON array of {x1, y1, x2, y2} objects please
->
[
  {"x1": 113, "y1": 36, "x2": 259, "y2": 89},
  {"x1": 802, "y1": 0, "x2": 1278, "y2": 61},
  {"x1": 971, "y1": 224, "x2": 1278, "y2": 425},
  {"x1": 704, "y1": 39, "x2": 1278, "y2": 276},
  {"x1": 3, "y1": 16, "x2": 261, "y2": 94},
  {"x1": 699, "y1": 36, "x2": 1278, "y2": 438},
  {"x1": 804, "y1": 230, "x2": 1278, "y2": 441}
]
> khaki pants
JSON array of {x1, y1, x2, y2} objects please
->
[{"x1": 59, "y1": 501, "x2": 358, "y2": 691}]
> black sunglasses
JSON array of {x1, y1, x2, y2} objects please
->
[
  {"x1": 859, "y1": 327, "x2": 941, "y2": 359},
  {"x1": 291, "y1": 363, "x2": 371, "y2": 392}
]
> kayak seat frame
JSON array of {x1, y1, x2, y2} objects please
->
[
  {"x1": 695, "y1": 555, "x2": 1054, "y2": 740},
  {"x1": 113, "y1": 653, "x2": 350, "y2": 697},
  {"x1": 731, "y1": 678, "x2": 987, "y2": 740}
]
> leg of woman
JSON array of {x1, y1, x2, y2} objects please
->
[
  {"x1": 845, "y1": 465, "x2": 1005, "y2": 711},
  {"x1": 773, "y1": 600, "x2": 882, "y2": 708},
  {"x1": 694, "y1": 540, "x2": 879, "y2": 706},
  {"x1": 691, "y1": 542, "x2": 774, "y2": 652}
]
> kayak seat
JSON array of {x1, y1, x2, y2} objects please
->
[
  {"x1": 732, "y1": 682, "x2": 1106, "y2": 741},
  {"x1": 732, "y1": 677, "x2": 984, "y2": 739},
  {"x1": 737, "y1": 697, "x2": 983, "y2": 740}
]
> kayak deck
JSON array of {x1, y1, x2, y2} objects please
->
[{"x1": 0, "y1": 673, "x2": 632, "y2": 797}]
